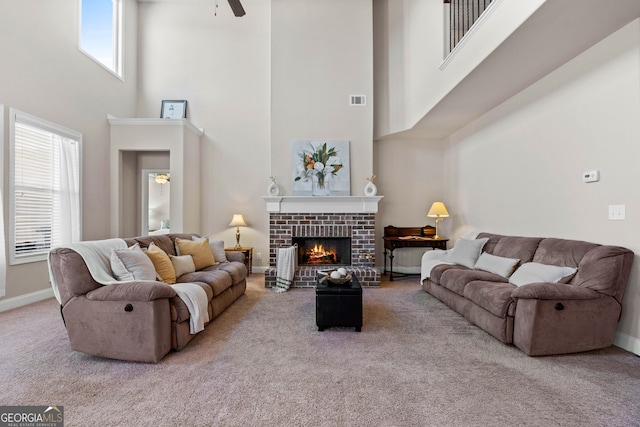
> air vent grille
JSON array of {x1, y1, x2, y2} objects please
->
[{"x1": 350, "y1": 95, "x2": 366, "y2": 106}]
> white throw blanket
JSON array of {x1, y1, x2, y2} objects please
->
[
  {"x1": 420, "y1": 249, "x2": 454, "y2": 285},
  {"x1": 275, "y1": 245, "x2": 296, "y2": 293},
  {"x1": 48, "y1": 238, "x2": 127, "y2": 303},
  {"x1": 48, "y1": 239, "x2": 208, "y2": 334},
  {"x1": 171, "y1": 283, "x2": 210, "y2": 334},
  {"x1": 419, "y1": 232, "x2": 482, "y2": 285}
]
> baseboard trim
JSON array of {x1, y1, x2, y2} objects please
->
[
  {"x1": 614, "y1": 331, "x2": 640, "y2": 356},
  {"x1": 0, "y1": 288, "x2": 54, "y2": 312},
  {"x1": 251, "y1": 266, "x2": 268, "y2": 274}
]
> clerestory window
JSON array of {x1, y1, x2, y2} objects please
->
[
  {"x1": 79, "y1": 0, "x2": 123, "y2": 78},
  {"x1": 9, "y1": 110, "x2": 82, "y2": 265}
]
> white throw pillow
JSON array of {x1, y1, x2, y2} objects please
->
[
  {"x1": 170, "y1": 255, "x2": 196, "y2": 277},
  {"x1": 474, "y1": 252, "x2": 520, "y2": 278},
  {"x1": 110, "y1": 243, "x2": 157, "y2": 281},
  {"x1": 448, "y1": 237, "x2": 489, "y2": 269},
  {"x1": 509, "y1": 262, "x2": 577, "y2": 287},
  {"x1": 192, "y1": 235, "x2": 227, "y2": 263}
]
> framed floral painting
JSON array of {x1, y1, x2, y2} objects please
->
[{"x1": 292, "y1": 140, "x2": 350, "y2": 196}]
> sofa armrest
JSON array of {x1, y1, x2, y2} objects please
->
[
  {"x1": 86, "y1": 281, "x2": 176, "y2": 302},
  {"x1": 512, "y1": 283, "x2": 602, "y2": 300},
  {"x1": 225, "y1": 251, "x2": 245, "y2": 263}
]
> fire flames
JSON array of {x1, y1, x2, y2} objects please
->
[{"x1": 304, "y1": 243, "x2": 337, "y2": 265}]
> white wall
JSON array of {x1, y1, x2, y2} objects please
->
[
  {"x1": 373, "y1": 0, "x2": 545, "y2": 137},
  {"x1": 136, "y1": 0, "x2": 374, "y2": 269},
  {"x1": 270, "y1": 0, "x2": 374, "y2": 198},
  {"x1": 444, "y1": 20, "x2": 640, "y2": 352},
  {"x1": 0, "y1": 0, "x2": 138, "y2": 301},
  {"x1": 136, "y1": 0, "x2": 271, "y2": 265},
  {"x1": 374, "y1": 139, "x2": 445, "y2": 273}
]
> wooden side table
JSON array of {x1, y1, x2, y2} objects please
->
[{"x1": 225, "y1": 246, "x2": 253, "y2": 274}]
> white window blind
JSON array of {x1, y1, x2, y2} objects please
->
[{"x1": 9, "y1": 110, "x2": 82, "y2": 264}]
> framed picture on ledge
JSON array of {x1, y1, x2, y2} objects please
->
[{"x1": 161, "y1": 100, "x2": 187, "y2": 119}]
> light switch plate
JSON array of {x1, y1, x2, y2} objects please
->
[{"x1": 608, "y1": 205, "x2": 625, "y2": 220}]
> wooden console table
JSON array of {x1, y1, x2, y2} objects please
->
[{"x1": 383, "y1": 225, "x2": 448, "y2": 281}]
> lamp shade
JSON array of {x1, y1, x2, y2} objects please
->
[
  {"x1": 228, "y1": 214, "x2": 248, "y2": 227},
  {"x1": 427, "y1": 202, "x2": 449, "y2": 218}
]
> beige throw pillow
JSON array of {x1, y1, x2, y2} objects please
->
[
  {"x1": 193, "y1": 235, "x2": 228, "y2": 263},
  {"x1": 175, "y1": 237, "x2": 216, "y2": 270},
  {"x1": 145, "y1": 242, "x2": 177, "y2": 284},
  {"x1": 474, "y1": 252, "x2": 520, "y2": 278},
  {"x1": 448, "y1": 238, "x2": 489, "y2": 269},
  {"x1": 170, "y1": 255, "x2": 196, "y2": 277},
  {"x1": 509, "y1": 262, "x2": 577, "y2": 287}
]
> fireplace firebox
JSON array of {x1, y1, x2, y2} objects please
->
[{"x1": 292, "y1": 237, "x2": 351, "y2": 266}]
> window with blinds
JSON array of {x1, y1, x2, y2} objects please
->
[{"x1": 9, "y1": 110, "x2": 82, "y2": 264}]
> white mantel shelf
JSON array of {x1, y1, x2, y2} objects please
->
[
  {"x1": 107, "y1": 115, "x2": 204, "y2": 136},
  {"x1": 263, "y1": 196, "x2": 383, "y2": 214}
]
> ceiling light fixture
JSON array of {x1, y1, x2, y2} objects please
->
[{"x1": 155, "y1": 173, "x2": 170, "y2": 184}]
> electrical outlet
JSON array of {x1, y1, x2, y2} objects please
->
[
  {"x1": 256, "y1": 252, "x2": 262, "y2": 260},
  {"x1": 608, "y1": 205, "x2": 625, "y2": 220}
]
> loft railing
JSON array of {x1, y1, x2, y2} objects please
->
[{"x1": 444, "y1": 0, "x2": 493, "y2": 52}]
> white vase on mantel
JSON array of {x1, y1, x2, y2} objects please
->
[
  {"x1": 267, "y1": 177, "x2": 282, "y2": 196},
  {"x1": 364, "y1": 174, "x2": 377, "y2": 196}
]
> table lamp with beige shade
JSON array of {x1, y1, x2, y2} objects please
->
[
  {"x1": 427, "y1": 202, "x2": 449, "y2": 239},
  {"x1": 228, "y1": 214, "x2": 248, "y2": 249}
]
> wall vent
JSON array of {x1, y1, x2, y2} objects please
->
[{"x1": 350, "y1": 95, "x2": 366, "y2": 106}]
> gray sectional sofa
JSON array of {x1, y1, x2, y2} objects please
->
[
  {"x1": 48, "y1": 233, "x2": 247, "y2": 362},
  {"x1": 420, "y1": 232, "x2": 634, "y2": 356}
]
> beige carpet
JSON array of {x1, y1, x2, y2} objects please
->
[{"x1": 1, "y1": 274, "x2": 639, "y2": 427}]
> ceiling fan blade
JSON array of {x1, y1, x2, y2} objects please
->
[{"x1": 227, "y1": 0, "x2": 246, "y2": 17}]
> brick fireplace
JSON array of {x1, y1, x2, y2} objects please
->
[{"x1": 263, "y1": 196, "x2": 382, "y2": 287}]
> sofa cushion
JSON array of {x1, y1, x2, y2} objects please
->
[
  {"x1": 208, "y1": 261, "x2": 248, "y2": 285},
  {"x1": 134, "y1": 235, "x2": 177, "y2": 256},
  {"x1": 145, "y1": 242, "x2": 177, "y2": 284},
  {"x1": 177, "y1": 270, "x2": 232, "y2": 297},
  {"x1": 170, "y1": 255, "x2": 196, "y2": 277},
  {"x1": 572, "y1": 245, "x2": 634, "y2": 301},
  {"x1": 170, "y1": 296, "x2": 190, "y2": 323},
  {"x1": 448, "y1": 237, "x2": 489, "y2": 268},
  {"x1": 533, "y1": 238, "x2": 598, "y2": 268},
  {"x1": 474, "y1": 252, "x2": 520, "y2": 278},
  {"x1": 169, "y1": 281, "x2": 213, "y2": 324},
  {"x1": 464, "y1": 281, "x2": 516, "y2": 318},
  {"x1": 110, "y1": 243, "x2": 157, "y2": 281},
  {"x1": 509, "y1": 262, "x2": 577, "y2": 287},
  {"x1": 440, "y1": 268, "x2": 507, "y2": 296},
  {"x1": 429, "y1": 264, "x2": 466, "y2": 285},
  {"x1": 175, "y1": 238, "x2": 216, "y2": 270},
  {"x1": 490, "y1": 235, "x2": 542, "y2": 264}
]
